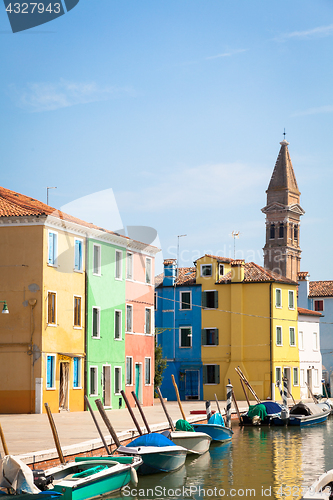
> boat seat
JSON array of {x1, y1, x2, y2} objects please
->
[{"x1": 72, "y1": 465, "x2": 109, "y2": 478}]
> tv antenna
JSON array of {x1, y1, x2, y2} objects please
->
[{"x1": 231, "y1": 231, "x2": 240, "y2": 259}]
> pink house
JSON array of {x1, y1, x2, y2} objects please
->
[{"x1": 125, "y1": 244, "x2": 158, "y2": 407}]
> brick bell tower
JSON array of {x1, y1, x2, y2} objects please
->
[{"x1": 262, "y1": 139, "x2": 305, "y2": 281}]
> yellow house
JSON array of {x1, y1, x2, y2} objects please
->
[
  {"x1": 0, "y1": 187, "x2": 88, "y2": 413},
  {"x1": 196, "y1": 254, "x2": 300, "y2": 401}
]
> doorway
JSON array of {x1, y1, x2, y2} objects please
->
[
  {"x1": 59, "y1": 362, "x2": 69, "y2": 410},
  {"x1": 185, "y1": 370, "x2": 199, "y2": 400},
  {"x1": 283, "y1": 367, "x2": 291, "y2": 395},
  {"x1": 135, "y1": 363, "x2": 142, "y2": 403},
  {"x1": 103, "y1": 365, "x2": 111, "y2": 407},
  {"x1": 307, "y1": 369, "x2": 312, "y2": 397}
]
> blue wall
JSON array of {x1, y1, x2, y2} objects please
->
[{"x1": 155, "y1": 283, "x2": 203, "y2": 401}]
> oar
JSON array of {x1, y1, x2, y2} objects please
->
[
  {"x1": 232, "y1": 388, "x2": 242, "y2": 423},
  {"x1": 239, "y1": 378, "x2": 250, "y2": 406},
  {"x1": 44, "y1": 403, "x2": 65, "y2": 464},
  {"x1": 156, "y1": 387, "x2": 175, "y2": 431},
  {"x1": 131, "y1": 391, "x2": 151, "y2": 434},
  {"x1": 95, "y1": 399, "x2": 121, "y2": 448},
  {"x1": 84, "y1": 396, "x2": 111, "y2": 455},
  {"x1": 120, "y1": 390, "x2": 143, "y2": 436},
  {"x1": 171, "y1": 374, "x2": 186, "y2": 421},
  {"x1": 305, "y1": 382, "x2": 317, "y2": 404},
  {"x1": 214, "y1": 394, "x2": 222, "y2": 414},
  {"x1": 0, "y1": 423, "x2": 9, "y2": 456}
]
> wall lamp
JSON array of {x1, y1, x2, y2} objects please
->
[{"x1": 0, "y1": 301, "x2": 9, "y2": 314}]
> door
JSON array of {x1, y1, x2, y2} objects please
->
[
  {"x1": 135, "y1": 364, "x2": 142, "y2": 402},
  {"x1": 283, "y1": 367, "x2": 291, "y2": 395},
  {"x1": 185, "y1": 370, "x2": 199, "y2": 400},
  {"x1": 103, "y1": 365, "x2": 111, "y2": 407},
  {"x1": 307, "y1": 369, "x2": 312, "y2": 397},
  {"x1": 59, "y1": 362, "x2": 69, "y2": 410}
]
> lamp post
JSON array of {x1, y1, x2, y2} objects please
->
[{"x1": 0, "y1": 301, "x2": 9, "y2": 314}]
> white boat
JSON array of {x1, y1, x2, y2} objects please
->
[
  {"x1": 302, "y1": 469, "x2": 333, "y2": 499},
  {"x1": 162, "y1": 430, "x2": 212, "y2": 455}
]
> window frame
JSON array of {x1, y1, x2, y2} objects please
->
[
  {"x1": 92, "y1": 306, "x2": 101, "y2": 339},
  {"x1": 314, "y1": 300, "x2": 324, "y2": 312},
  {"x1": 74, "y1": 238, "x2": 83, "y2": 272},
  {"x1": 114, "y1": 366, "x2": 122, "y2": 395},
  {"x1": 47, "y1": 291, "x2": 57, "y2": 326},
  {"x1": 293, "y1": 367, "x2": 299, "y2": 386},
  {"x1": 89, "y1": 366, "x2": 98, "y2": 396},
  {"x1": 200, "y1": 264, "x2": 212, "y2": 277},
  {"x1": 203, "y1": 364, "x2": 220, "y2": 385},
  {"x1": 145, "y1": 307, "x2": 152, "y2": 335},
  {"x1": 202, "y1": 290, "x2": 218, "y2": 309},
  {"x1": 288, "y1": 290, "x2": 295, "y2": 310},
  {"x1": 126, "y1": 252, "x2": 133, "y2": 280},
  {"x1": 93, "y1": 244, "x2": 101, "y2": 276},
  {"x1": 73, "y1": 295, "x2": 82, "y2": 328},
  {"x1": 145, "y1": 257, "x2": 152, "y2": 284},
  {"x1": 179, "y1": 326, "x2": 192, "y2": 348},
  {"x1": 275, "y1": 288, "x2": 282, "y2": 308},
  {"x1": 126, "y1": 356, "x2": 133, "y2": 386},
  {"x1": 115, "y1": 250, "x2": 122, "y2": 280},
  {"x1": 202, "y1": 328, "x2": 219, "y2": 346},
  {"x1": 276, "y1": 325, "x2": 283, "y2": 346},
  {"x1": 289, "y1": 327, "x2": 296, "y2": 347},
  {"x1": 48, "y1": 230, "x2": 58, "y2": 267},
  {"x1": 114, "y1": 309, "x2": 122, "y2": 340},
  {"x1": 145, "y1": 357, "x2": 151, "y2": 386},
  {"x1": 126, "y1": 304, "x2": 133, "y2": 333},
  {"x1": 218, "y1": 263, "x2": 224, "y2": 277},
  {"x1": 180, "y1": 290, "x2": 192, "y2": 310},
  {"x1": 46, "y1": 354, "x2": 56, "y2": 390},
  {"x1": 73, "y1": 357, "x2": 82, "y2": 389}
]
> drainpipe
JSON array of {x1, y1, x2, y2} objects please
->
[
  {"x1": 173, "y1": 284, "x2": 176, "y2": 361},
  {"x1": 270, "y1": 282, "x2": 273, "y2": 400},
  {"x1": 84, "y1": 232, "x2": 89, "y2": 411}
]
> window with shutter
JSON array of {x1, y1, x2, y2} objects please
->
[
  {"x1": 289, "y1": 327, "x2": 296, "y2": 346},
  {"x1": 202, "y1": 328, "x2": 218, "y2": 346},
  {"x1": 114, "y1": 367, "x2": 121, "y2": 394},
  {"x1": 180, "y1": 291, "x2": 191, "y2": 310},
  {"x1": 92, "y1": 307, "x2": 100, "y2": 338},
  {"x1": 74, "y1": 296, "x2": 81, "y2": 327},
  {"x1": 202, "y1": 291, "x2": 218, "y2": 309},
  {"x1": 93, "y1": 245, "x2": 101, "y2": 275},
  {"x1": 204, "y1": 365, "x2": 219, "y2": 384},
  {"x1": 74, "y1": 239, "x2": 83, "y2": 271},
  {"x1": 48, "y1": 232, "x2": 57, "y2": 266},
  {"x1": 276, "y1": 326, "x2": 282, "y2": 346},
  {"x1": 145, "y1": 308, "x2": 151, "y2": 334},
  {"x1": 90, "y1": 366, "x2": 98, "y2": 396},
  {"x1": 47, "y1": 292, "x2": 56, "y2": 325},
  {"x1": 73, "y1": 357, "x2": 81, "y2": 388},
  {"x1": 126, "y1": 357, "x2": 133, "y2": 385},
  {"x1": 115, "y1": 310, "x2": 122, "y2": 339},
  {"x1": 275, "y1": 289, "x2": 282, "y2": 308},
  {"x1": 115, "y1": 250, "x2": 122, "y2": 279},
  {"x1": 288, "y1": 291, "x2": 295, "y2": 309},
  {"x1": 46, "y1": 355, "x2": 55, "y2": 388},
  {"x1": 180, "y1": 327, "x2": 192, "y2": 347}
]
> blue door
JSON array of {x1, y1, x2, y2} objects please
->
[
  {"x1": 185, "y1": 370, "x2": 199, "y2": 400},
  {"x1": 135, "y1": 364, "x2": 141, "y2": 399}
]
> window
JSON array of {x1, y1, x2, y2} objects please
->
[
  {"x1": 89, "y1": 366, "x2": 98, "y2": 396},
  {"x1": 313, "y1": 332, "x2": 318, "y2": 350},
  {"x1": 275, "y1": 367, "x2": 282, "y2": 385},
  {"x1": 126, "y1": 252, "x2": 133, "y2": 280},
  {"x1": 275, "y1": 289, "x2": 282, "y2": 308},
  {"x1": 48, "y1": 231, "x2": 57, "y2": 266},
  {"x1": 93, "y1": 245, "x2": 101, "y2": 275},
  {"x1": 47, "y1": 292, "x2": 56, "y2": 325},
  {"x1": 145, "y1": 308, "x2": 152, "y2": 334},
  {"x1": 73, "y1": 357, "x2": 81, "y2": 388},
  {"x1": 289, "y1": 327, "x2": 296, "y2": 346},
  {"x1": 74, "y1": 296, "x2": 81, "y2": 327},
  {"x1": 219, "y1": 264, "x2": 224, "y2": 277},
  {"x1": 314, "y1": 300, "x2": 324, "y2": 312},
  {"x1": 203, "y1": 365, "x2": 220, "y2": 384},
  {"x1": 278, "y1": 224, "x2": 284, "y2": 239},
  {"x1": 92, "y1": 307, "x2": 100, "y2": 338},
  {"x1": 115, "y1": 250, "x2": 122, "y2": 279},
  {"x1": 114, "y1": 367, "x2": 122, "y2": 394},
  {"x1": 145, "y1": 257, "x2": 152, "y2": 284},
  {"x1": 74, "y1": 239, "x2": 83, "y2": 272},
  {"x1": 293, "y1": 367, "x2": 299, "y2": 386},
  {"x1": 300, "y1": 369, "x2": 304, "y2": 386},
  {"x1": 299, "y1": 331, "x2": 304, "y2": 350},
  {"x1": 154, "y1": 292, "x2": 158, "y2": 311},
  {"x1": 294, "y1": 226, "x2": 298, "y2": 240},
  {"x1": 126, "y1": 304, "x2": 133, "y2": 332},
  {"x1": 180, "y1": 291, "x2": 191, "y2": 310},
  {"x1": 202, "y1": 290, "x2": 218, "y2": 309},
  {"x1": 202, "y1": 328, "x2": 219, "y2": 346},
  {"x1": 114, "y1": 310, "x2": 122, "y2": 340},
  {"x1": 145, "y1": 358, "x2": 151, "y2": 385},
  {"x1": 276, "y1": 326, "x2": 282, "y2": 346},
  {"x1": 270, "y1": 224, "x2": 275, "y2": 239},
  {"x1": 180, "y1": 327, "x2": 192, "y2": 347},
  {"x1": 314, "y1": 369, "x2": 319, "y2": 386},
  {"x1": 126, "y1": 357, "x2": 133, "y2": 385},
  {"x1": 201, "y1": 264, "x2": 212, "y2": 277},
  {"x1": 288, "y1": 290, "x2": 295, "y2": 309},
  {"x1": 46, "y1": 355, "x2": 56, "y2": 389}
]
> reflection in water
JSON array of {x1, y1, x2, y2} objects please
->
[{"x1": 108, "y1": 418, "x2": 333, "y2": 500}]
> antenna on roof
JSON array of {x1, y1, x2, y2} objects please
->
[
  {"x1": 46, "y1": 187, "x2": 57, "y2": 206},
  {"x1": 283, "y1": 128, "x2": 286, "y2": 140},
  {"x1": 231, "y1": 231, "x2": 240, "y2": 259},
  {"x1": 177, "y1": 234, "x2": 187, "y2": 277}
]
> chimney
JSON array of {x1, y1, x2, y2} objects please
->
[
  {"x1": 163, "y1": 259, "x2": 177, "y2": 286},
  {"x1": 231, "y1": 260, "x2": 245, "y2": 283},
  {"x1": 297, "y1": 271, "x2": 310, "y2": 309}
]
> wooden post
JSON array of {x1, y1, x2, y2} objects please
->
[
  {"x1": 84, "y1": 396, "x2": 111, "y2": 455},
  {"x1": 131, "y1": 391, "x2": 151, "y2": 434},
  {"x1": 214, "y1": 394, "x2": 222, "y2": 414},
  {"x1": 323, "y1": 381, "x2": 329, "y2": 399},
  {"x1": 156, "y1": 387, "x2": 175, "y2": 431},
  {"x1": 44, "y1": 403, "x2": 65, "y2": 464},
  {"x1": 240, "y1": 378, "x2": 250, "y2": 406},
  {"x1": 95, "y1": 399, "x2": 121, "y2": 448},
  {"x1": 235, "y1": 367, "x2": 261, "y2": 403},
  {"x1": 171, "y1": 374, "x2": 186, "y2": 421},
  {"x1": 232, "y1": 388, "x2": 241, "y2": 423},
  {"x1": 0, "y1": 423, "x2": 9, "y2": 456},
  {"x1": 305, "y1": 382, "x2": 317, "y2": 404},
  {"x1": 121, "y1": 390, "x2": 143, "y2": 436}
]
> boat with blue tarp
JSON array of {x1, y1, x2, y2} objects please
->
[
  {"x1": 241, "y1": 401, "x2": 284, "y2": 426},
  {"x1": 192, "y1": 413, "x2": 233, "y2": 442}
]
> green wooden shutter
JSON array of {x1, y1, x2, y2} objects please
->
[
  {"x1": 201, "y1": 329, "x2": 206, "y2": 345},
  {"x1": 214, "y1": 291, "x2": 218, "y2": 309},
  {"x1": 202, "y1": 292, "x2": 207, "y2": 308},
  {"x1": 215, "y1": 329, "x2": 219, "y2": 346},
  {"x1": 215, "y1": 365, "x2": 220, "y2": 384},
  {"x1": 203, "y1": 365, "x2": 207, "y2": 384}
]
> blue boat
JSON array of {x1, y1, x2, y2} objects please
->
[
  {"x1": 272, "y1": 402, "x2": 330, "y2": 426},
  {"x1": 117, "y1": 433, "x2": 187, "y2": 475},
  {"x1": 241, "y1": 401, "x2": 284, "y2": 426},
  {"x1": 192, "y1": 413, "x2": 233, "y2": 442}
]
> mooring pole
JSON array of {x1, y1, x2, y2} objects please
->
[
  {"x1": 95, "y1": 399, "x2": 121, "y2": 448},
  {"x1": 121, "y1": 390, "x2": 143, "y2": 436},
  {"x1": 84, "y1": 396, "x2": 111, "y2": 455},
  {"x1": 156, "y1": 387, "x2": 175, "y2": 431},
  {"x1": 205, "y1": 400, "x2": 212, "y2": 422},
  {"x1": 131, "y1": 391, "x2": 152, "y2": 434},
  {"x1": 226, "y1": 380, "x2": 233, "y2": 429},
  {"x1": 44, "y1": 403, "x2": 65, "y2": 464}
]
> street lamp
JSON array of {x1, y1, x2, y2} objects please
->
[{"x1": 0, "y1": 301, "x2": 9, "y2": 314}]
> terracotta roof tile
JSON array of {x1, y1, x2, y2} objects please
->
[
  {"x1": 195, "y1": 254, "x2": 233, "y2": 263},
  {"x1": 218, "y1": 262, "x2": 297, "y2": 285},
  {"x1": 309, "y1": 281, "x2": 333, "y2": 298},
  {"x1": 298, "y1": 307, "x2": 322, "y2": 317},
  {"x1": 155, "y1": 267, "x2": 196, "y2": 287}
]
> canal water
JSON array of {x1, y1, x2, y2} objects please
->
[{"x1": 112, "y1": 417, "x2": 333, "y2": 499}]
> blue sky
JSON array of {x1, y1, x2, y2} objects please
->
[{"x1": 1, "y1": 0, "x2": 333, "y2": 279}]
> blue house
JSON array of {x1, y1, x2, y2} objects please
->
[
  {"x1": 298, "y1": 272, "x2": 333, "y2": 392},
  {"x1": 155, "y1": 259, "x2": 203, "y2": 401}
]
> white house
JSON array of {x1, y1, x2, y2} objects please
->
[{"x1": 298, "y1": 307, "x2": 323, "y2": 399}]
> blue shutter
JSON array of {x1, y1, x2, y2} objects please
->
[
  {"x1": 74, "y1": 241, "x2": 80, "y2": 270},
  {"x1": 47, "y1": 356, "x2": 53, "y2": 388},
  {"x1": 73, "y1": 358, "x2": 78, "y2": 388},
  {"x1": 48, "y1": 233, "x2": 54, "y2": 265}
]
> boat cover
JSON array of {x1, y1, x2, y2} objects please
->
[
  {"x1": 72, "y1": 465, "x2": 109, "y2": 478},
  {"x1": 128, "y1": 433, "x2": 175, "y2": 448},
  {"x1": 175, "y1": 420, "x2": 195, "y2": 432},
  {"x1": 0, "y1": 455, "x2": 40, "y2": 494},
  {"x1": 247, "y1": 404, "x2": 268, "y2": 420},
  {"x1": 208, "y1": 413, "x2": 225, "y2": 427},
  {"x1": 261, "y1": 401, "x2": 283, "y2": 415},
  {"x1": 290, "y1": 402, "x2": 328, "y2": 416}
]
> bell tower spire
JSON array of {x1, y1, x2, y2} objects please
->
[{"x1": 262, "y1": 139, "x2": 305, "y2": 281}]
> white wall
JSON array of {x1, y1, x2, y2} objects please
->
[{"x1": 298, "y1": 314, "x2": 322, "y2": 399}]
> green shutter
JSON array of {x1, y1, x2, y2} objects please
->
[
  {"x1": 202, "y1": 292, "x2": 207, "y2": 308},
  {"x1": 201, "y1": 329, "x2": 207, "y2": 345},
  {"x1": 215, "y1": 365, "x2": 220, "y2": 384},
  {"x1": 214, "y1": 291, "x2": 218, "y2": 309},
  {"x1": 203, "y1": 366, "x2": 207, "y2": 384},
  {"x1": 215, "y1": 329, "x2": 219, "y2": 346}
]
